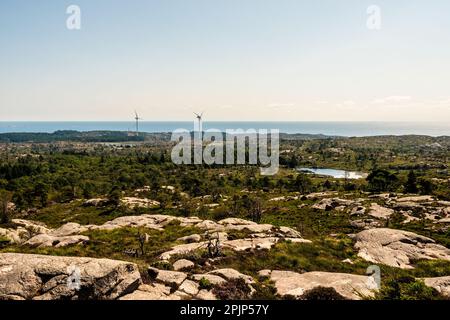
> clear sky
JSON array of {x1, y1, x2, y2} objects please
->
[{"x1": 1, "y1": 0, "x2": 450, "y2": 121}]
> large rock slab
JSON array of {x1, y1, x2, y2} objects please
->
[
  {"x1": 267, "y1": 270, "x2": 376, "y2": 300},
  {"x1": 159, "y1": 242, "x2": 208, "y2": 260},
  {"x1": 423, "y1": 276, "x2": 450, "y2": 298},
  {"x1": 368, "y1": 203, "x2": 394, "y2": 219},
  {"x1": 354, "y1": 228, "x2": 450, "y2": 269},
  {"x1": 148, "y1": 267, "x2": 187, "y2": 286},
  {"x1": 397, "y1": 195, "x2": 434, "y2": 203},
  {"x1": 50, "y1": 222, "x2": 89, "y2": 237},
  {"x1": 208, "y1": 268, "x2": 254, "y2": 284},
  {"x1": 0, "y1": 219, "x2": 52, "y2": 244},
  {"x1": 191, "y1": 274, "x2": 226, "y2": 285},
  {"x1": 119, "y1": 283, "x2": 171, "y2": 300},
  {"x1": 25, "y1": 234, "x2": 89, "y2": 248},
  {"x1": 173, "y1": 259, "x2": 195, "y2": 271},
  {"x1": 177, "y1": 234, "x2": 202, "y2": 243},
  {"x1": 121, "y1": 197, "x2": 160, "y2": 209},
  {"x1": 178, "y1": 280, "x2": 199, "y2": 296},
  {"x1": 12, "y1": 219, "x2": 51, "y2": 235},
  {"x1": 0, "y1": 253, "x2": 141, "y2": 300}
]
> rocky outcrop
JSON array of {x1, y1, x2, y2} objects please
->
[
  {"x1": 368, "y1": 203, "x2": 394, "y2": 219},
  {"x1": 350, "y1": 206, "x2": 366, "y2": 216},
  {"x1": 119, "y1": 283, "x2": 170, "y2": 300},
  {"x1": 0, "y1": 219, "x2": 51, "y2": 244},
  {"x1": 25, "y1": 234, "x2": 89, "y2": 248},
  {"x1": 312, "y1": 198, "x2": 357, "y2": 211},
  {"x1": 121, "y1": 197, "x2": 160, "y2": 209},
  {"x1": 2, "y1": 214, "x2": 309, "y2": 256},
  {"x1": 177, "y1": 234, "x2": 202, "y2": 243},
  {"x1": 143, "y1": 267, "x2": 232, "y2": 300},
  {"x1": 0, "y1": 253, "x2": 141, "y2": 300},
  {"x1": 83, "y1": 198, "x2": 108, "y2": 207},
  {"x1": 423, "y1": 276, "x2": 450, "y2": 298},
  {"x1": 353, "y1": 228, "x2": 450, "y2": 269},
  {"x1": 191, "y1": 274, "x2": 226, "y2": 285},
  {"x1": 148, "y1": 267, "x2": 187, "y2": 286},
  {"x1": 312, "y1": 198, "x2": 339, "y2": 211},
  {"x1": 265, "y1": 270, "x2": 376, "y2": 300},
  {"x1": 173, "y1": 259, "x2": 195, "y2": 271},
  {"x1": 305, "y1": 192, "x2": 338, "y2": 200},
  {"x1": 178, "y1": 280, "x2": 199, "y2": 296},
  {"x1": 208, "y1": 268, "x2": 254, "y2": 284},
  {"x1": 397, "y1": 195, "x2": 434, "y2": 203},
  {"x1": 160, "y1": 242, "x2": 207, "y2": 260},
  {"x1": 0, "y1": 220, "x2": 88, "y2": 247},
  {"x1": 350, "y1": 219, "x2": 382, "y2": 229},
  {"x1": 159, "y1": 236, "x2": 311, "y2": 260}
]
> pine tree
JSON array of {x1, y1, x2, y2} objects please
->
[{"x1": 405, "y1": 170, "x2": 418, "y2": 194}]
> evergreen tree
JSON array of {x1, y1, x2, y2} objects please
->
[{"x1": 405, "y1": 170, "x2": 418, "y2": 193}]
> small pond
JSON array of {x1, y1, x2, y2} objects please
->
[{"x1": 297, "y1": 167, "x2": 366, "y2": 179}]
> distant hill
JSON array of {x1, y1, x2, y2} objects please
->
[
  {"x1": 0, "y1": 130, "x2": 448, "y2": 144},
  {"x1": 0, "y1": 130, "x2": 147, "y2": 143}
]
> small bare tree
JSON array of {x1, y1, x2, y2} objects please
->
[
  {"x1": 250, "y1": 197, "x2": 263, "y2": 223},
  {"x1": 206, "y1": 232, "x2": 222, "y2": 258},
  {"x1": 137, "y1": 231, "x2": 146, "y2": 256}
]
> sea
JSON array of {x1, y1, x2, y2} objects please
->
[{"x1": 0, "y1": 121, "x2": 449, "y2": 137}]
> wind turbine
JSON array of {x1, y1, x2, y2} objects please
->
[
  {"x1": 134, "y1": 110, "x2": 142, "y2": 136},
  {"x1": 194, "y1": 111, "x2": 204, "y2": 133}
]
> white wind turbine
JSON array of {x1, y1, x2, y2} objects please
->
[
  {"x1": 194, "y1": 111, "x2": 204, "y2": 134},
  {"x1": 134, "y1": 110, "x2": 143, "y2": 136}
]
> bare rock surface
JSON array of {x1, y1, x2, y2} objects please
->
[
  {"x1": 119, "y1": 283, "x2": 171, "y2": 300},
  {"x1": 397, "y1": 195, "x2": 434, "y2": 203},
  {"x1": 191, "y1": 274, "x2": 226, "y2": 285},
  {"x1": 354, "y1": 228, "x2": 450, "y2": 269},
  {"x1": 25, "y1": 234, "x2": 89, "y2": 248},
  {"x1": 268, "y1": 270, "x2": 376, "y2": 300},
  {"x1": 50, "y1": 222, "x2": 88, "y2": 237},
  {"x1": 178, "y1": 280, "x2": 199, "y2": 296},
  {"x1": 148, "y1": 267, "x2": 187, "y2": 286},
  {"x1": 121, "y1": 197, "x2": 160, "y2": 209},
  {"x1": 2, "y1": 214, "x2": 309, "y2": 266},
  {"x1": 350, "y1": 219, "x2": 382, "y2": 229},
  {"x1": 423, "y1": 276, "x2": 450, "y2": 297},
  {"x1": 208, "y1": 268, "x2": 254, "y2": 284},
  {"x1": 173, "y1": 259, "x2": 195, "y2": 271},
  {"x1": 368, "y1": 203, "x2": 394, "y2": 219},
  {"x1": 177, "y1": 234, "x2": 202, "y2": 243},
  {"x1": 196, "y1": 289, "x2": 217, "y2": 300},
  {"x1": 160, "y1": 242, "x2": 208, "y2": 260},
  {"x1": 0, "y1": 253, "x2": 141, "y2": 300}
]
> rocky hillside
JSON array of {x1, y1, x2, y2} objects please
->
[{"x1": 2, "y1": 191, "x2": 450, "y2": 300}]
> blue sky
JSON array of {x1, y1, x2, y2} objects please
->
[{"x1": 1, "y1": 0, "x2": 450, "y2": 121}]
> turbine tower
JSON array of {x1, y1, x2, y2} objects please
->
[
  {"x1": 134, "y1": 110, "x2": 142, "y2": 136},
  {"x1": 194, "y1": 111, "x2": 204, "y2": 133}
]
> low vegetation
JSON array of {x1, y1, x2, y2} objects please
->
[{"x1": 1, "y1": 133, "x2": 449, "y2": 300}]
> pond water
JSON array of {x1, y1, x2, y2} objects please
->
[{"x1": 297, "y1": 168, "x2": 366, "y2": 179}]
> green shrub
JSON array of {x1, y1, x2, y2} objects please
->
[
  {"x1": 375, "y1": 276, "x2": 442, "y2": 300},
  {"x1": 150, "y1": 260, "x2": 173, "y2": 270},
  {"x1": 299, "y1": 286, "x2": 347, "y2": 300},
  {"x1": 0, "y1": 236, "x2": 10, "y2": 248},
  {"x1": 198, "y1": 277, "x2": 213, "y2": 290},
  {"x1": 212, "y1": 278, "x2": 251, "y2": 300},
  {"x1": 250, "y1": 281, "x2": 278, "y2": 300}
]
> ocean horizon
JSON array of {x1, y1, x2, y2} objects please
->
[{"x1": 0, "y1": 121, "x2": 449, "y2": 137}]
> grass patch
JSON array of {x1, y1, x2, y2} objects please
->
[{"x1": 211, "y1": 237, "x2": 370, "y2": 276}]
